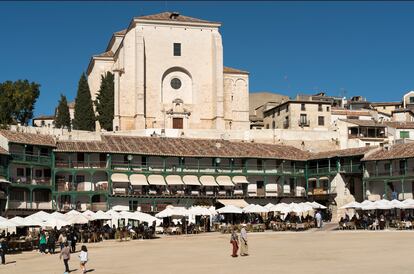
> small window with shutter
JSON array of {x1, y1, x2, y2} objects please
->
[{"x1": 173, "y1": 43, "x2": 181, "y2": 56}]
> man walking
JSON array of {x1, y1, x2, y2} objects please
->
[
  {"x1": 240, "y1": 224, "x2": 248, "y2": 256},
  {"x1": 0, "y1": 239, "x2": 6, "y2": 264},
  {"x1": 59, "y1": 242, "x2": 71, "y2": 274},
  {"x1": 315, "y1": 211, "x2": 322, "y2": 228}
]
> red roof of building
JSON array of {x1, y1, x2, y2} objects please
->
[
  {"x1": 0, "y1": 130, "x2": 56, "y2": 147},
  {"x1": 135, "y1": 12, "x2": 218, "y2": 24}
]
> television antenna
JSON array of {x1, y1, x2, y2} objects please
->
[
  {"x1": 340, "y1": 88, "x2": 347, "y2": 98},
  {"x1": 283, "y1": 75, "x2": 292, "y2": 93}
]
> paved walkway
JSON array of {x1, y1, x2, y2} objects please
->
[{"x1": 1, "y1": 231, "x2": 414, "y2": 274}]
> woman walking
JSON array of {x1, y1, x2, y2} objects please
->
[
  {"x1": 57, "y1": 232, "x2": 67, "y2": 251},
  {"x1": 59, "y1": 242, "x2": 71, "y2": 274},
  {"x1": 39, "y1": 232, "x2": 47, "y2": 254},
  {"x1": 79, "y1": 245, "x2": 88, "y2": 274},
  {"x1": 230, "y1": 227, "x2": 239, "y2": 257},
  {"x1": 240, "y1": 224, "x2": 249, "y2": 256}
]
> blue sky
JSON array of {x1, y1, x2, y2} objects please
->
[{"x1": 1, "y1": 1, "x2": 414, "y2": 117}]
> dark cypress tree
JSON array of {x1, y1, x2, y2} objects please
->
[
  {"x1": 54, "y1": 94, "x2": 71, "y2": 129},
  {"x1": 95, "y1": 72, "x2": 114, "y2": 131},
  {"x1": 73, "y1": 73, "x2": 95, "y2": 131}
]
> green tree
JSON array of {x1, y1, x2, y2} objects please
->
[
  {"x1": 0, "y1": 82, "x2": 16, "y2": 128},
  {"x1": 0, "y1": 80, "x2": 40, "y2": 126},
  {"x1": 72, "y1": 73, "x2": 95, "y2": 131},
  {"x1": 54, "y1": 94, "x2": 71, "y2": 129},
  {"x1": 95, "y1": 72, "x2": 114, "y2": 131}
]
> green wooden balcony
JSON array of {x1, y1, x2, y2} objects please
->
[
  {"x1": 111, "y1": 162, "x2": 305, "y2": 175},
  {"x1": 0, "y1": 166, "x2": 7, "y2": 177},
  {"x1": 307, "y1": 166, "x2": 335, "y2": 176},
  {"x1": 55, "y1": 160, "x2": 107, "y2": 169},
  {"x1": 339, "y1": 164, "x2": 362, "y2": 173},
  {"x1": 10, "y1": 176, "x2": 52, "y2": 186},
  {"x1": 11, "y1": 152, "x2": 52, "y2": 166}
]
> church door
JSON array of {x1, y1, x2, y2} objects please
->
[{"x1": 173, "y1": 118, "x2": 183, "y2": 129}]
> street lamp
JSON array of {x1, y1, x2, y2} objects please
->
[
  {"x1": 127, "y1": 155, "x2": 133, "y2": 170},
  {"x1": 215, "y1": 158, "x2": 221, "y2": 172}
]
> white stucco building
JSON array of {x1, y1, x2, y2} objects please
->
[{"x1": 87, "y1": 12, "x2": 250, "y2": 131}]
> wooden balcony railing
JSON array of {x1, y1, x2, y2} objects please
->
[
  {"x1": 11, "y1": 176, "x2": 51, "y2": 185},
  {"x1": 55, "y1": 160, "x2": 107, "y2": 169},
  {"x1": 11, "y1": 152, "x2": 52, "y2": 165}
]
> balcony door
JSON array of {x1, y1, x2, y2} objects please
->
[
  {"x1": 257, "y1": 181, "x2": 265, "y2": 196},
  {"x1": 173, "y1": 117, "x2": 183, "y2": 129},
  {"x1": 25, "y1": 145, "x2": 33, "y2": 155}
]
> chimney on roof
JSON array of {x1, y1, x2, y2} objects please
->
[{"x1": 170, "y1": 12, "x2": 180, "y2": 19}]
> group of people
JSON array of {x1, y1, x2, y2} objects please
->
[
  {"x1": 339, "y1": 212, "x2": 395, "y2": 230},
  {"x1": 264, "y1": 210, "x2": 327, "y2": 230},
  {"x1": 229, "y1": 224, "x2": 249, "y2": 257},
  {"x1": 0, "y1": 226, "x2": 89, "y2": 273},
  {"x1": 59, "y1": 242, "x2": 88, "y2": 274}
]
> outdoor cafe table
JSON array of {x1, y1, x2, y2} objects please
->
[{"x1": 8, "y1": 239, "x2": 29, "y2": 251}]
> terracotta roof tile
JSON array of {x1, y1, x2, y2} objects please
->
[
  {"x1": 94, "y1": 50, "x2": 114, "y2": 58},
  {"x1": 331, "y1": 109, "x2": 371, "y2": 116},
  {"x1": 339, "y1": 119, "x2": 386, "y2": 127},
  {"x1": 114, "y1": 29, "x2": 127, "y2": 36},
  {"x1": 392, "y1": 108, "x2": 414, "y2": 114},
  {"x1": 370, "y1": 102, "x2": 401, "y2": 106},
  {"x1": 136, "y1": 12, "x2": 217, "y2": 24},
  {"x1": 33, "y1": 115, "x2": 55, "y2": 120},
  {"x1": 384, "y1": 121, "x2": 414, "y2": 129},
  {"x1": 362, "y1": 143, "x2": 414, "y2": 161},
  {"x1": 0, "y1": 130, "x2": 55, "y2": 147},
  {"x1": 55, "y1": 135, "x2": 310, "y2": 161},
  {"x1": 223, "y1": 66, "x2": 249, "y2": 75},
  {"x1": 309, "y1": 146, "x2": 377, "y2": 160}
]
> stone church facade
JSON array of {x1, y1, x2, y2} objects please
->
[{"x1": 87, "y1": 12, "x2": 250, "y2": 131}]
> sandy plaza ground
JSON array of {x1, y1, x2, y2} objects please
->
[{"x1": 0, "y1": 230, "x2": 414, "y2": 274}]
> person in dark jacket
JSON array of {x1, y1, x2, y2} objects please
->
[
  {"x1": 0, "y1": 239, "x2": 7, "y2": 264},
  {"x1": 47, "y1": 231, "x2": 56, "y2": 254},
  {"x1": 69, "y1": 231, "x2": 77, "y2": 253}
]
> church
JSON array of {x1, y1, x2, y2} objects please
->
[{"x1": 87, "y1": 12, "x2": 250, "y2": 131}]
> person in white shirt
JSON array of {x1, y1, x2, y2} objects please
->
[
  {"x1": 79, "y1": 245, "x2": 88, "y2": 274},
  {"x1": 315, "y1": 211, "x2": 322, "y2": 228},
  {"x1": 240, "y1": 224, "x2": 249, "y2": 256}
]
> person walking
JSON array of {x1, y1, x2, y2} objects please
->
[
  {"x1": 79, "y1": 245, "x2": 88, "y2": 274},
  {"x1": 230, "y1": 227, "x2": 239, "y2": 257},
  {"x1": 58, "y1": 232, "x2": 67, "y2": 251},
  {"x1": 47, "y1": 231, "x2": 56, "y2": 254},
  {"x1": 70, "y1": 231, "x2": 77, "y2": 253},
  {"x1": 39, "y1": 232, "x2": 47, "y2": 254},
  {"x1": 315, "y1": 211, "x2": 322, "y2": 228},
  {"x1": 0, "y1": 239, "x2": 7, "y2": 264},
  {"x1": 240, "y1": 224, "x2": 248, "y2": 256},
  {"x1": 59, "y1": 242, "x2": 71, "y2": 274}
]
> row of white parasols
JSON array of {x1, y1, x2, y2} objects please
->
[
  {"x1": 0, "y1": 209, "x2": 159, "y2": 229},
  {"x1": 216, "y1": 202, "x2": 326, "y2": 215},
  {"x1": 341, "y1": 199, "x2": 414, "y2": 210},
  {"x1": 155, "y1": 202, "x2": 327, "y2": 217}
]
